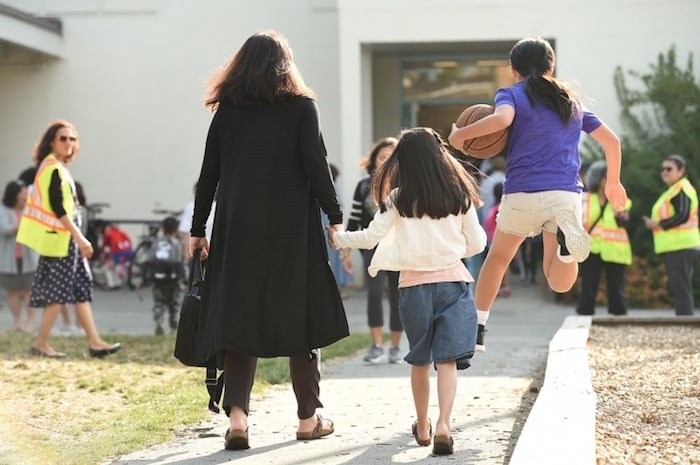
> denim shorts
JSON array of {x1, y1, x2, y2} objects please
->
[
  {"x1": 399, "y1": 281, "x2": 477, "y2": 370},
  {"x1": 498, "y1": 190, "x2": 583, "y2": 237}
]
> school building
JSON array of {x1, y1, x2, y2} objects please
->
[{"x1": 0, "y1": 0, "x2": 697, "y2": 224}]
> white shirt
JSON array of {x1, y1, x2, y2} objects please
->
[
  {"x1": 333, "y1": 193, "x2": 486, "y2": 277},
  {"x1": 179, "y1": 200, "x2": 216, "y2": 242}
]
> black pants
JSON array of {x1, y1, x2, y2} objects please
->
[
  {"x1": 360, "y1": 249, "x2": 402, "y2": 331},
  {"x1": 222, "y1": 352, "x2": 322, "y2": 419},
  {"x1": 663, "y1": 248, "x2": 698, "y2": 315},
  {"x1": 576, "y1": 253, "x2": 627, "y2": 315}
]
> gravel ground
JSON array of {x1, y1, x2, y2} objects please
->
[{"x1": 588, "y1": 324, "x2": 700, "y2": 465}]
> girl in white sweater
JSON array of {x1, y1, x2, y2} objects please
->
[{"x1": 329, "y1": 127, "x2": 486, "y2": 455}]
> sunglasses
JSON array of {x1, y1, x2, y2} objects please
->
[{"x1": 57, "y1": 135, "x2": 77, "y2": 143}]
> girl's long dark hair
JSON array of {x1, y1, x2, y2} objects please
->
[
  {"x1": 205, "y1": 30, "x2": 314, "y2": 109},
  {"x1": 371, "y1": 128, "x2": 481, "y2": 219},
  {"x1": 509, "y1": 37, "x2": 579, "y2": 123}
]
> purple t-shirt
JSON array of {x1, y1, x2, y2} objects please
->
[{"x1": 494, "y1": 81, "x2": 602, "y2": 194}]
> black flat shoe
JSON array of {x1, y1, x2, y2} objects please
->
[
  {"x1": 30, "y1": 347, "x2": 67, "y2": 358},
  {"x1": 89, "y1": 343, "x2": 121, "y2": 358}
]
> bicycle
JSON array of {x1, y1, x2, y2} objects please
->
[{"x1": 127, "y1": 208, "x2": 183, "y2": 290}]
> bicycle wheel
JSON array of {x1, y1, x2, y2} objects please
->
[{"x1": 127, "y1": 241, "x2": 152, "y2": 290}]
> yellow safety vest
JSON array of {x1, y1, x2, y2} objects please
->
[
  {"x1": 582, "y1": 192, "x2": 632, "y2": 265},
  {"x1": 16, "y1": 154, "x2": 75, "y2": 257},
  {"x1": 650, "y1": 177, "x2": 700, "y2": 254}
]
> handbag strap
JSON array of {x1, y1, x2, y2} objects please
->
[
  {"x1": 189, "y1": 248, "x2": 206, "y2": 288},
  {"x1": 587, "y1": 199, "x2": 609, "y2": 234}
]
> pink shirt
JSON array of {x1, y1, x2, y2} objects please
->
[{"x1": 398, "y1": 261, "x2": 473, "y2": 288}]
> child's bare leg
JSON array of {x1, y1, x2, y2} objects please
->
[
  {"x1": 411, "y1": 364, "x2": 431, "y2": 439},
  {"x1": 475, "y1": 230, "x2": 524, "y2": 312},
  {"x1": 435, "y1": 361, "x2": 457, "y2": 437},
  {"x1": 541, "y1": 231, "x2": 579, "y2": 292}
]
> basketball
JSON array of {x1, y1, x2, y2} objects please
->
[{"x1": 455, "y1": 104, "x2": 509, "y2": 159}]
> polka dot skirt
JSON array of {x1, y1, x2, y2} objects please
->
[{"x1": 29, "y1": 240, "x2": 93, "y2": 307}]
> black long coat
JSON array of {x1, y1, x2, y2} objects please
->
[{"x1": 191, "y1": 97, "x2": 349, "y2": 363}]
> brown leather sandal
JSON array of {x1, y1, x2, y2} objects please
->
[
  {"x1": 411, "y1": 420, "x2": 432, "y2": 446},
  {"x1": 296, "y1": 414, "x2": 334, "y2": 440},
  {"x1": 432, "y1": 434, "x2": 454, "y2": 455},
  {"x1": 224, "y1": 428, "x2": 249, "y2": 450}
]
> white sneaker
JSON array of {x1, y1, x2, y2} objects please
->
[{"x1": 554, "y1": 209, "x2": 591, "y2": 263}]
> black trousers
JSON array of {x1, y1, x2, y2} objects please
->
[
  {"x1": 222, "y1": 352, "x2": 322, "y2": 419},
  {"x1": 576, "y1": 253, "x2": 627, "y2": 316},
  {"x1": 360, "y1": 249, "x2": 402, "y2": 331},
  {"x1": 663, "y1": 248, "x2": 698, "y2": 316}
]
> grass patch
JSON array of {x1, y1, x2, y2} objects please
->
[{"x1": 0, "y1": 331, "x2": 370, "y2": 465}]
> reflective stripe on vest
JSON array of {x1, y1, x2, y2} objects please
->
[
  {"x1": 16, "y1": 154, "x2": 74, "y2": 257},
  {"x1": 582, "y1": 192, "x2": 632, "y2": 265},
  {"x1": 650, "y1": 177, "x2": 700, "y2": 254}
]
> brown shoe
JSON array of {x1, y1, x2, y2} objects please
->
[
  {"x1": 224, "y1": 428, "x2": 249, "y2": 450},
  {"x1": 432, "y1": 434, "x2": 454, "y2": 455},
  {"x1": 296, "y1": 414, "x2": 334, "y2": 440},
  {"x1": 412, "y1": 420, "x2": 432, "y2": 446}
]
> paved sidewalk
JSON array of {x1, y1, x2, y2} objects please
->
[{"x1": 90, "y1": 279, "x2": 568, "y2": 465}]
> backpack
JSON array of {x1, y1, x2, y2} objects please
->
[{"x1": 146, "y1": 236, "x2": 183, "y2": 283}]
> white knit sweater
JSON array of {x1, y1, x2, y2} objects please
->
[{"x1": 333, "y1": 195, "x2": 486, "y2": 277}]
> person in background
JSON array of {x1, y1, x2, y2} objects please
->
[
  {"x1": 345, "y1": 137, "x2": 403, "y2": 364},
  {"x1": 643, "y1": 154, "x2": 700, "y2": 315},
  {"x1": 16, "y1": 120, "x2": 121, "y2": 358},
  {"x1": 0, "y1": 180, "x2": 38, "y2": 332},
  {"x1": 100, "y1": 222, "x2": 134, "y2": 288},
  {"x1": 577, "y1": 160, "x2": 632, "y2": 315},
  {"x1": 189, "y1": 30, "x2": 348, "y2": 450},
  {"x1": 322, "y1": 163, "x2": 352, "y2": 296},
  {"x1": 145, "y1": 216, "x2": 183, "y2": 335},
  {"x1": 180, "y1": 182, "x2": 216, "y2": 260},
  {"x1": 329, "y1": 127, "x2": 486, "y2": 456}
]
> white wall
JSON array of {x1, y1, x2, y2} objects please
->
[
  {"x1": 0, "y1": 0, "x2": 340, "y2": 227},
  {"x1": 336, "y1": 0, "x2": 699, "y2": 209},
  {"x1": 1, "y1": 0, "x2": 698, "y2": 232}
]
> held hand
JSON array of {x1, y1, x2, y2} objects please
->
[
  {"x1": 189, "y1": 236, "x2": 209, "y2": 260},
  {"x1": 642, "y1": 215, "x2": 659, "y2": 230},
  {"x1": 615, "y1": 210, "x2": 630, "y2": 222},
  {"x1": 327, "y1": 224, "x2": 344, "y2": 249},
  {"x1": 604, "y1": 181, "x2": 628, "y2": 212}
]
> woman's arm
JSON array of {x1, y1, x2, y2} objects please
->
[
  {"x1": 299, "y1": 99, "x2": 342, "y2": 225},
  {"x1": 48, "y1": 171, "x2": 92, "y2": 258}
]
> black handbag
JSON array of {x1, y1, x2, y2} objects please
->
[
  {"x1": 173, "y1": 248, "x2": 223, "y2": 413},
  {"x1": 174, "y1": 248, "x2": 205, "y2": 366}
]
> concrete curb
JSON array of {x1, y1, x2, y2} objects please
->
[{"x1": 510, "y1": 315, "x2": 596, "y2": 465}]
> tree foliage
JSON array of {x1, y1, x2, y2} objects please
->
[{"x1": 613, "y1": 46, "x2": 700, "y2": 259}]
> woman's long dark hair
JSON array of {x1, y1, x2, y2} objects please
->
[
  {"x1": 371, "y1": 128, "x2": 482, "y2": 219},
  {"x1": 33, "y1": 120, "x2": 79, "y2": 164},
  {"x1": 205, "y1": 30, "x2": 314, "y2": 109},
  {"x1": 509, "y1": 37, "x2": 579, "y2": 123}
]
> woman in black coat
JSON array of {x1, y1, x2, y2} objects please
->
[{"x1": 189, "y1": 30, "x2": 349, "y2": 450}]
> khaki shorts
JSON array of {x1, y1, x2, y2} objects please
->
[{"x1": 497, "y1": 191, "x2": 583, "y2": 237}]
